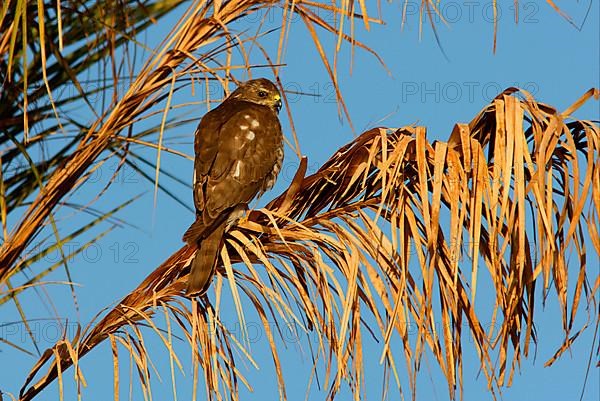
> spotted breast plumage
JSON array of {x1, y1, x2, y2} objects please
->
[{"x1": 182, "y1": 78, "x2": 284, "y2": 295}]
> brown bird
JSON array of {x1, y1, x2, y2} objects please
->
[{"x1": 183, "y1": 78, "x2": 284, "y2": 295}]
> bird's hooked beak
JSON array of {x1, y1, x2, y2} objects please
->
[{"x1": 274, "y1": 96, "x2": 282, "y2": 113}]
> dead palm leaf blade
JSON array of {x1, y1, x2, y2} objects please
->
[{"x1": 18, "y1": 88, "x2": 600, "y2": 401}]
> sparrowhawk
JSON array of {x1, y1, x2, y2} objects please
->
[{"x1": 183, "y1": 78, "x2": 284, "y2": 295}]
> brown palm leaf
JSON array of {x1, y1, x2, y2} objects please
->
[
  {"x1": 18, "y1": 88, "x2": 600, "y2": 401},
  {"x1": 0, "y1": 0, "x2": 384, "y2": 295}
]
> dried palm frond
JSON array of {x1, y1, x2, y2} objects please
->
[
  {"x1": 1, "y1": 2, "x2": 385, "y2": 399},
  {"x1": 0, "y1": 0, "x2": 386, "y2": 353},
  {"x1": 3, "y1": 0, "x2": 584, "y2": 294},
  {"x1": 0, "y1": 0, "x2": 385, "y2": 296},
  {"x1": 19, "y1": 88, "x2": 600, "y2": 401}
]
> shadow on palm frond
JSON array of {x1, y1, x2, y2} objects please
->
[{"x1": 19, "y1": 88, "x2": 600, "y2": 401}]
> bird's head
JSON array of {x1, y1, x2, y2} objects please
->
[{"x1": 230, "y1": 78, "x2": 282, "y2": 113}]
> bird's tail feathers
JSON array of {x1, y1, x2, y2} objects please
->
[
  {"x1": 182, "y1": 218, "x2": 206, "y2": 244},
  {"x1": 183, "y1": 210, "x2": 233, "y2": 245},
  {"x1": 186, "y1": 222, "x2": 227, "y2": 295}
]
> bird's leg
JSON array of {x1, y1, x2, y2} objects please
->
[{"x1": 226, "y1": 203, "x2": 249, "y2": 231}]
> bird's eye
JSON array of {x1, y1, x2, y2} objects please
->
[{"x1": 258, "y1": 90, "x2": 268, "y2": 98}]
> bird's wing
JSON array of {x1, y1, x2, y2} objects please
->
[
  {"x1": 203, "y1": 102, "x2": 282, "y2": 213},
  {"x1": 184, "y1": 101, "x2": 282, "y2": 244}
]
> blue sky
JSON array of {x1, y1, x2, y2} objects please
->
[{"x1": 3, "y1": 1, "x2": 599, "y2": 400}]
